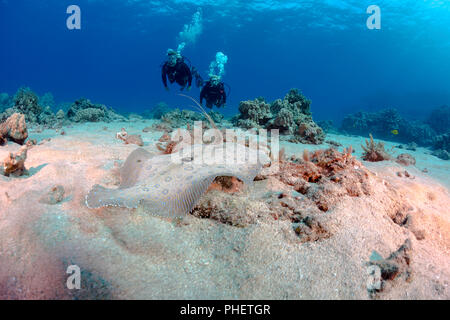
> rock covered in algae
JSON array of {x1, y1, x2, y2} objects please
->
[
  {"x1": 233, "y1": 89, "x2": 325, "y2": 144},
  {"x1": 67, "y1": 98, "x2": 125, "y2": 123},
  {"x1": 0, "y1": 113, "x2": 28, "y2": 145}
]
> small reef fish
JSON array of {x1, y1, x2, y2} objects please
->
[
  {"x1": 391, "y1": 129, "x2": 399, "y2": 135},
  {"x1": 85, "y1": 143, "x2": 270, "y2": 218}
]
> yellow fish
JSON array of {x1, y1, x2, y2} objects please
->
[{"x1": 391, "y1": 129, "x2": 399, "y2": 135}]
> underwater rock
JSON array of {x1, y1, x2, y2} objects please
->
[
  {"x1": 208, "y1": 110, "x2": 224, "y2": 124},
  {"x1": 151, "y1": 122, "x2": 172, "y2": 133},
  {"x1": 426, "y1": 105, "x2": 450, "y2": 135},
  {"x1": 271, "y1": 88, "x2": 311, "y2": 115},
  {"x1": 260, "y1": 147, "x2": 372, "y2": 214},
  {"x1": 38, "y1": 106, "x2": 57, "y2": 127},
  {"x1": 403, "y1": 214, "x2": 426, "y2": 241},
  {"x1": 253, "y1": 146, "x2": 374, "y2": 243},
  {"x1": 366, "y1": 239, "x2": 412, "y2": 298},
  {"x1": 405, "y1": 142, "x2": 417, "y2": 151},
  {"x1": 290, "y1": 121, "x2": 325, "y2": 145},
  {"x1": 67, "y1": 98, "x2": 125, "y2": 123},
  {"x1": 266, "y1": 89, "x2": 313, "y2": 136},
  {"x1": 209, "y1": 176, "x2": 244, "y2": 194},
  {"x1": 155, "y1": 108, "x2": 213, "y2": 132},
  {"x1": 396, "y1": 170, "x2": 414, "y2": 179},
  {"x1": 430, "y1": 133, "x2": 450, "y2": 160},
  {"x1": 128, "y1": 113, "x2": 144, "y2": 122},
  {"x1": 326, "y1": 140, "x2": 342, "y2": 148},
  {"x1": 116, "y1": 128, "x2": 127, "y2": 140},
  {"x1": 192, "y1": 189, "x2": 257, "y2": 227},
  {"x1": 11, "y1": 87, "x2": 42, "y2": 124},
  {"x1": 234, "y1": 97, "x2": 272, "y2": 129},
  {"x1": 271, "y1": 108, "x2": 295, "y2": 133},
  {"x1": 74, "y1": 108, "x2": 105, "y2": 122},
  {"x1": 432, "y1": 133, "x2": 449, "y2": 152},
  {"x1": 293, "y1": 215, "x2": 330, "y2": 243},
  {"x1": 40, "y1": 185, "x2": 65, "y2": 205},
  {"x1": 124, "y1": 134, "x2": 144, "y2": 146},
  {"x1": 361, "y1": 134, "x2": 391, "y2": 162},
  {"x1": 341, "y1": 108, "x2": 436, "y2": 146},
  {"x1": 0, "y1": 145, "x2": 30, "y2": 177},
  {"x1": 0, "y1": 113, "x2": 28, "y2": 145},
  {"x1": 233, "y1": 89, "x2": 325, "y2": 144},
  {"x1": 56, "y1": 109, "x2": 65, "y2": 120},
  {"x1": 115, "y1": 128, "x2": 144, "y2": 146},
  {"x1": 432, "y1": 149, "x2": 450, "y2": 160},
  {"x1": 396, "y1": 153, "x2": 416, "y2": 166}
]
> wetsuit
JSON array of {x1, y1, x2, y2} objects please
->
[
  {"x1": 161, "y1": 60, "x2": 192, "y2": 89},
  {"x1": 200, "y1": 81, "x2": 227, "y2": 109}
]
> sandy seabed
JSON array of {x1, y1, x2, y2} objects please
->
[{"x1": 0, "y1": 120, "x2": 449, "y2": 300}]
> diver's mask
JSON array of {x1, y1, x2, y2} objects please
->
[
  {"x1": 210, "y1": 75, "x2": 220, "y2": 86},
  {"x1": 167, "y1": 55, "x2": 177, "y2": 67},
  {"x1": 167, "y1": 49, "x2": 178, "y2": 67}
]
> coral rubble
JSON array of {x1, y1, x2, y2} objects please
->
[
  {"x1": 194, "y1": 146, "x2": 374, "y2": 241},
  {"x1": 366, "y1": 239, "x2": 412, "y2": 298}
]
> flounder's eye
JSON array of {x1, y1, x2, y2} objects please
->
[{"x1": 182, "y1": 156, "x2": 194, "y2": 162}]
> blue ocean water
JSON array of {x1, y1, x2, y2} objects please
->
[{"x1": 1, "y1": 0, "x2": 449, "y2": 124}]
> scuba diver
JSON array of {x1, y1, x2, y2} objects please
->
[
  {"x1": 161, "y1": 49, "x2": 204, "y2": 92},
  {"x1": 161, "y1": 49, "x2": 192, "y2": 91},
  {"x1": 200, "y1": 75, "x2": 227, "y2": 109}
]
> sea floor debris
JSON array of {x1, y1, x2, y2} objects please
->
[{"x1": 0, "y1": 111, "x2": 448, "y2": 300}]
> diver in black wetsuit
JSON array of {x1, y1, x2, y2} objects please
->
[
  {"x1": 200, "y1": 75, "x2": 227, "y2": 109},
  {"x1": 161, "y1": 49, "x2": 192, "y2": 91}
]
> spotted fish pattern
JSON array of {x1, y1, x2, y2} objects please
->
[{"x1": 85, "y1": 143, "x2": 269, "y2": 218}]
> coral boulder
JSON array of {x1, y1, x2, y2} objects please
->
[
  {"x1": 233, "y1": 89, "x2": 325, "y2": 144},
  {"x1": 67, "y1": 98, "x2": 124, "y2": 123},
  {"x1": 0, "y1": 113, "x2": 28, "y2": 145}
]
